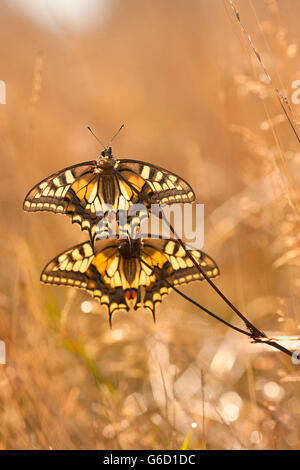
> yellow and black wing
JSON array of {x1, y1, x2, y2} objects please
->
[
  {"x1": 41, "y1": 238, "x2": 219, "y2": 322},
  {"x1": 23, "y1": 158, "x2": 195, "y2": 243},
  {"x1": 40, "y1": 239, "x2": 167, "y2": 319},
  {"x1": 23, "y1": 161, "x2": 96, "y2": 215},
  {"x1": 23, "y1": 160, "x2": 142, "y2": 241},
  {"x1": 118, "y1": 160, "x2": 195, "y2": 204},
  {"x1": 40, "y1": 239, "x2": 149, "y2": 318},
  {"x1": 40, "y1": 240, "x2": 129, "y2": 316},
  {"x1": 139, "y1": 239, "x2": 219, "y2": 314}
]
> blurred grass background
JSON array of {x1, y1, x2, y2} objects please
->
[{"x1": 0, "y1": 0, "x2": 300, "y2": 450}]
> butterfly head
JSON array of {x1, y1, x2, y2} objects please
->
[
  {"x1": 88, "y1": 125, "x2": 124, "y2": 169},
  {"x1": 96, "y1": 146, "x2": 118, "y2": 170},
  {"x1": 101, "y1": 146, "x2": 113, "y2": 159}
]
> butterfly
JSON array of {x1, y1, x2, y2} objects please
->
[
  {"x1": 40, "y1": 237, "x2": 219, "y2": 324},
  {"x1": 23, "y1": 145, "x2": 195, "y2": 244}
]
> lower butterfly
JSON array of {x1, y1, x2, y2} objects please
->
[
  {"x1": 23, "y1": 146, "x2": 195, "y2": 244},
  {"x1": 41, "y1": 238, "x2": 219, "y2": 324}
]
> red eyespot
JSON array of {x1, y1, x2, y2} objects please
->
[{"x1": 126, "y1": 290, "x2": 137, "y2": 300}]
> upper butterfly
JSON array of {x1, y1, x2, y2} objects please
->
[{"x1": 23, "y1": 144, "x2": 195, "y2": 244}]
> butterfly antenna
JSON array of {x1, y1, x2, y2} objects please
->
[
  {"x1": 87, "y1": 126, "x2": 106, "y2": 150},
  {"x1": 108, "y1": 123, "x2": 125, "y2": 147}
]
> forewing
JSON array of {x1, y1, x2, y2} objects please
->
[
  {"x1": 142, "y1": 238, "x2": 219, "y2": 284},
  {"x1": 40, "y1": 240, "x2": 127, "y2": 314},
  {"x1": 161, "y1": 239, "x2": 219, "y2": 284},
  {"x1": 23, "y1": 161, "x2": 95, "y2": 214},
  {"x1": 41, "y1": 241, "x2": 98, "y2": 290},
  {"x1": 118, "y1": 160, "x2": 195, "y2": 204}
]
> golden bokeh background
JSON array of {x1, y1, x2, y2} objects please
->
[{"x1": 0, "y1": 0, "x2": 299, "y2": 449}]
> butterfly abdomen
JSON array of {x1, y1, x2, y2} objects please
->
[
  {"x1": 123, "y1": 257, "x2": 137, "y2": 285},
  {"x1": 100, "y1": 175, "x2": 116, "y2": 206}
]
